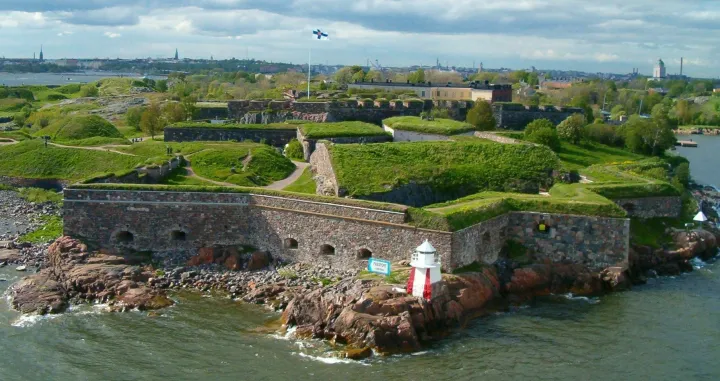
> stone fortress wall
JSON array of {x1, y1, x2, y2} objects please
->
[
  {"x1": 63, "y1": 188, "x2": 631, "y2": 273},
  {"x1": 613, "y1": 197, "x2": 683, "y2": 219},
  {"x1": 491, "y1": 103, "x2": 584, "y2": 130}
]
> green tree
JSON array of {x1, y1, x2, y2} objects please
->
[
  {"x1": 155, "y1": 80, "x2": 168, "y2": 92},
  {"x1": 284, "y1": 139, "x2": 305, "y2": 161},
  {"x1": 140, "y1": 103, "x2": 164, "y2": 138},
  {"x1": 351, "y1": 70, "x2": 366, "y2": 83},
  {"x1": 674, "y1": 162, "x2": 690, "y2": 187},
  {"x1": 622, "y1": 115, "x2": 676, "y2": 156},
  {"x1": 13, "y1": 113, "x2": 25, "y2": 128},
  {"x1": 610, "y1": 105, "x2": 626, "y2": 120},
  {"x1": 125, "y1": 106, "x2": 145, "y2": 131},
  {"x1": 557, "y1": 114, "x2": 585, "y2": 144},
  {"x1": 364, "y1": 70, "x2": 383, "y2": 82},
  {"x1": 524, "y1": 119, "x2": 555, "y2": 137},
  {"x1": 466, "y1": 100, "x2": 495, "y2": 131},
  {"x1": 526, "y1": 125, "x2": 560, "y2": 151},
  {"x1": 180, "y1": 96, "x2": 197, "y2": 121},
  {"x1": 162, "y1": 102, "x2": 186, "y2": 123},
  {"x1": 79, "y1": 84, "x2": 99, "y2": 97},
  {"x1": 408, "y1": 69, "x2": 426, "y2": 84},
  {"x1": 674, "y1": 99, "x2": 692, "y2": 125}
]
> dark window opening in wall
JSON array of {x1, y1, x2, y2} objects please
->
[
  {"x1": 320, "y1": 244, "x2": 335, "y2": 255},
  {"x1": 116, "y1": 231, "x2": 134, "y2": 243},
  {"x1": 284, "y1": 238, "x2": 299, "y2": 249},
  {"x1": 482, "y1": 231, "x2": 491, "y2": 245},
  {"x1": 623, "y1": 203, "x2": 636, "y2": 213},
  {"x1": 171, "y1": 231, "x2": 187, "y2": 241},
  {"x1": 357, "y1": 248, "x2": 372, "y2": 260}
]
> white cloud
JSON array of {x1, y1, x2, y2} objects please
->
[{"x1": 103, "y1": 31, "x2": 121, "y2": 38}]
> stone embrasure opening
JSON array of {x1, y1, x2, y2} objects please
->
[
  {"x1": 623, "y1": 203, "x2": 636, "y2": 213},
  {"x1": 284, "y1": 238, "x2": 299, "y2": 249},
  {"x1": 320, "y1": 244, "x2": 335, "y2": 255},
  {"x1": 482, "y1": 231, "x2": 491, "y2": 244},
  {"x1": 357, "y1": 248, "x2": 372, "y2": 260},
  {"x1": 171, "y1": 231, "x2": 187, "y2": 241},
  {"x1": 116, "y1": 231, "x2": 134, "y2": 243}
]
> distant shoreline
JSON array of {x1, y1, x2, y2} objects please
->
[{"x1": 0, "y1": 71, "x2": 167, "y2": 86}]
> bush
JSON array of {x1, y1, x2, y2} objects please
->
[
  {"x1": 285, "y1": 139, "x2": 305, "y2": 161},
  {"x1": 79, "y1": 84, "x2": 99, "y2": 97},
  {"x1": 585, "y1": 123, "x2": 623, "y2": 147},
  {"x1": 466, "y1": 100, "x2": 496, "y2": 131},
  {"x1": 46, "y1": 93, "x2": 68, "y2": 101},
  {"x1": 57, "y1": 84, "x2": 82, "y2": 94},
  {"x1": 557, "y1": 114, "x2": 586, "y2": 144},
  {"x1": 524, "y1": 119, "x2": 555, "y2": 136},
  {"x1": 526, "y1": 125, "x2": 560, "y2": 151},
  {"x1": 674, "y1": 162, "x2": 690, "y2": 187},
  {"x1": 13, "y1": 113, "x2": 26, "y2": 128},
  {"x1": 126, "y1": 106, "x2": 145, "y2": 130},
  {"x1": 431, "y1": 108, "x2": 450, "y2": 119}
]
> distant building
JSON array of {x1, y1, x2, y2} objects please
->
[
  {"x1": 55, "y1": 59, "x2": 78, "y2": 68},
  {"x1": 648, "y1": 88, "x2": 668, "y2": 95},
  {"x1": 38, "y1": 45, "x2": 44, "y2": 62},
  {"x1": 174, "y1": 48, "x2": 179, "y2": 61},
  {"x1": 347, "y1": 80, "x2": 512, "y2": 102},
  {"x1": 653, "y1": 59, "x2": 666, "y2": 79}
]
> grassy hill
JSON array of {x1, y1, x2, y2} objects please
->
[
  {"x1": 328, "y1": 140, "x2": 559, "y2": 206},
  {"x1": 190, "y1": 144, "x2": 295, "y2": 186},
  {"x1": 0, "y1": 140, "x2": 141, "y2": 181},
  {"x1": 34, "y1": 115, "x2": 126, "y2": 144},
  {"x1": 383, "y1": 117, "x2": 476, "y2": 135}
]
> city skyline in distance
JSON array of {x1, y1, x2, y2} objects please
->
[{"x1": 1, "y1": 0, "x2": 718, "y2": 77}]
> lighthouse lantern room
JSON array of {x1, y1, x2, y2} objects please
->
[{"x1": 407, "y1": 240, "x2": 442, "y2": 300}]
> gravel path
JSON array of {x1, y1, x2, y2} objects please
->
[{"x1": 264, "y1": 161, "x2": 309, "y2": 190}]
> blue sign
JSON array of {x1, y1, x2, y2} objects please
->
[{"x1": 367, "y1": 258, "x2": 391, "y2": 276}]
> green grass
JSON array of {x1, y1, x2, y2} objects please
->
[
  {"x1": 161, "y1": 167, "x2": 217, "y2": 186},
  {"x1": 0, "y1": 98, "x2": 28, "y2": 112},
  {"x1": 329, "y1": 140, "x2": 559, "y2": 202},
  {"x1": 168, "y1": 122, "x2": 298, "y2": 130},
  {"x1": 383, "y1": 116, "x2": 476, "y2": 136},
  {"x1": 116, "y1": 125, "x2": 146, "y2": 139},
  {"x1": 299, "y1": 122, "x2": 389, "y2": 139},
  {"x1": 0, "y1": 130, "x2": 32, "y2": 141},
  {"x1": 34, "y1": 115, "x2": 125, "y2": 143},
  {"x1": 0, "y1": 140, "x2": 142, "y2": 181},
  {"x1": 282, "y1": 167, "x2": 316, "y2": 194},
  {"x1": 18, "y1": 187, "x2": 63, "y2": 204},
  {"x1": 557, "y1": 141, "x2": 644, "y2": 171},
  {"x1": 115, "y1": 140, "x2": 209, "y2": 157},
  {"x1": 56, "y1": 137, "x2": 131, "y2": 147},
  {"x1": 196, "y1": 102, "x2": 228, "y2": 109},
  {"x1": 190, "y1": 144, "x2": 295, "y2": 186},
  {"x1": 18, "y1": 215, "x2": 63, "y2": 244},
  {"x1": 97, "y1": 78, "x2": 134, "y2": 96}
]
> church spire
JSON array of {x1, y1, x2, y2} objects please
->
[
  {"x1": 39, "y1": 44, "x2": 44, "y2": 62},
  {"x1": 174, "y1": 48, "x2": 178, "y2": 61}
]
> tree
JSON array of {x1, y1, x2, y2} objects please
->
[
  {"x1": 674, "y1": 162, "x2": 690, "y2": 187},
  {"x1": 79, "y1": 84, "x2": 99, "y2": 97},
  {"x1": 155, "y1": 80, "x2": 168, "y2": 92},
  {"x1": 162, "y1": 102, "x2": 186, "y2": 123},
  {"x1": 610, "y1": 105, "x2": 626, "y2": 120},
  {"x1": 408, "y1": 69, "x2": 425, "y2": 84},
  {"x1": 622, "y1": 115, "x2": 676, "y2": 156},
  {"x1": 180, "y1": 96, "x2": 197, "y2": 121},
  {"x1": 125, "y1": 106, "x2": 145, "y2": 131},
  {"x1": 351, "y1": 70, "x2": 366, "y2": 83},
  {"x1": 364, "y1": 70, "x2": 383, "y2": 82},
  {"x1": 140, "y1": 103, "x2": 164, "y2": 138},
  {"x1": 674, "y1": 99, "x2": 692, "y2": 125},
  {"x1": 466, "y1": 100, "x2": 495, "y2": 131},
  {"x1": 557, "y1": 114, "x2": 585, "y2": 144},
  {"x1": 524, "y1": 119, "x2": 555, "y2": 137},
  {"x1": 526, "y1": 124, "x2": 560, "y2": 151}
]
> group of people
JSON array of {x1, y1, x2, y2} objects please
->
[{"x1": 131, "y1": 137, "x2": 143, "y2": 143}]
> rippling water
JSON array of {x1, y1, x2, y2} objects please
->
[{"x1": 1, "y1": 138, "x2": 719, "y2": 381}]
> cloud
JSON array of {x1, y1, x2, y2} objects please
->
[{"x1": 0, "y1": 0, "x2": 718, "y2": 76}]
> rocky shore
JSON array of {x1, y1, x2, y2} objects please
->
[
  {"x1": 0, "y1": 190, "x2": 58, "y2": 268},
  {"x1": 3, "y1": 188, "x2": 720, "y2": 359}
]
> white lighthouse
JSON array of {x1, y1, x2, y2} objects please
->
[{"x1": 406, "y1": 240, "x2": 442, "y2": 300}]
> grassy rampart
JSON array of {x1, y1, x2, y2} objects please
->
[
  {"x1": 299, "y1": 122, "x2": 389, "y2": 139},
  {"x1": 168, "y1": 122, "x2": 298, "y2": 130},
  {"x1": 383, "y1": 116, "x2": 475, "y2": 136}
]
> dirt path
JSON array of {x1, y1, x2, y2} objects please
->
[
  {"x1": 47, "y1": 142, "x2": 137, "y2": 156},
  {"x1": 0, "y1": 139, "x2": 18, "y2": 146},
  {"x1": 264, "y1": 161, "x2": 310, "y2": 190},
  {"x1": 184, "y1": 166, "x2": 238, "y2": 187}
]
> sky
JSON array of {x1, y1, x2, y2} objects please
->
[{"x1": 1, "y1": 0, "x2": 720, "y2": 77}]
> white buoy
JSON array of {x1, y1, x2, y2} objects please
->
[{"x1": 406, "y1": 240, "x2": 442, "y2": 300}]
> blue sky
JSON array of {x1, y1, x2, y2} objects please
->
[{"x1": 1, "y1": 0, "x2": 719, "y2": 77}]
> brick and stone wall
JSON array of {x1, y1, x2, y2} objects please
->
[
  {"x1": 63, "y1": 189, "x2": 630, "y2": 272},
  {"x1": 196, "y1": 107, "x2": 229, "y2": 120},
  {"x1": 450, "y1": 214, "x2": 510, "y2": 268},
  {"x1": 506, "y1": 212, "x2": 629, "y2": 271},
  {"x1": 297, "y1": 130, "x2": 392, "y2": 161},
  {"x1": 63, "y1": 189, "x2": 450, "y2": 271},
  {"x1": 492, "y1": 104, "x2": 584, "y2": 130},
  {"x1": 613, "y1": 197, "x2": 682, "y2": 219},
  {"x1": 0, "y1": 176, "x2": 67, "y2": 191},
  {"x1": 383, "y1": 125, "x2": 475, "y2": 142},
  {"x1": 309, "y1": 143, "x2": 339, "y2": 196},
  {"x1": 164, "y1": 127, "x2": 297, "y2": 147}
]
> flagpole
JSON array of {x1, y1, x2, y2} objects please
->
[{"x1": 307, "y1": 47, "x2": 311, "y2": 100}]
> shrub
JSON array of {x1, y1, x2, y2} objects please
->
[
  {"x1": 79, "y1": 84, "x2": 99, "y2": 97},
  {"x1": 46, "y1": 93, "x2": 68, "y2": 101},
  {"x1": 57, "y1": 84, "x2": 82, "y2": 94},
  {"x1": 585, "y1": 123, "x2": 623, "y2": 147},
  {"x1": 674, "y1": 162, "x2": 690, "y2": 187},
  {"x1": 13, "y1": 113, "x2": 26, "y2": 128},
  {"x1": 525, "y1": 125, "x2": 560, "y2": 151},
  {"x1": 431, "y1": 108, "x2": 450, "y2": 119},
  {"x1": 126, "y1": 106, "x2": 145, "y2": 130},
  {"x1": 557, "y1": 114, "x2": 585, "y2": 144},
  {"x1": 466, "y1": 100, "x2": 496, "y2": 131},
  {"x1": 524, "y1": 119, "x2": 555, "y2": 137},
  {"x1": 285, "y1": 139, "x2": 305, "y2": 161}
]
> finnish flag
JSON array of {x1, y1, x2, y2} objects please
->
[{"x1": 313, "y1": 29, "x2": 329, "y2": 40}]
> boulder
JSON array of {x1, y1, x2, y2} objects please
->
[
  {"x1": 247, "y1": 251, "x2": 271, "y2": 271},
  {"x1": 188, "y1": 247, "x2": 217, "y2": 266}
]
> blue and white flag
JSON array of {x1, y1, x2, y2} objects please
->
[{"x1": 313, "y1": 29, "x2": 329, "y2": 40}]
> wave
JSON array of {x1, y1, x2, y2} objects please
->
[
  {"x1": 560, "y1": 293, "x2": 601, "y2": 304},
  {"x1": 11, "y1": 313, "x2": 61, "y2": 328},
  {"x1": 294, "y1": 352, "x2": 370, "y2": 365},
  {"x1": 11, "y1": 303, "x2": 111, "y2": 327}
]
